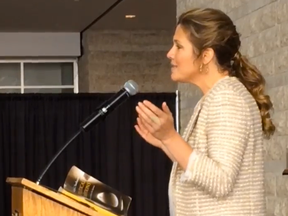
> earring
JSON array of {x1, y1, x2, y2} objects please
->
[
  {"x1": 199, "y1": 63, "x2": 209, "y2": 74},
  {"x1": 199, "y1": 63, "x2": 203, "y2": 73}
]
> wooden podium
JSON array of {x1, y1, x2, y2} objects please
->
[{"x1": 6, "y1": 177, "x2": 101, "y2": 216}]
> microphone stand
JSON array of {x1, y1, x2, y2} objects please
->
[
  {"x1": 36, "y1": 129, "x2": 82, "y2": 185},
  {"x1": 35, "y1": 105, "x2": 105, "y2": 185},
  {"x1": 35, "y1": 80, "x2": 138, "y2": 185}
]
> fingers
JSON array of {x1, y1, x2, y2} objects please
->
[
  {"x1": 142, "y1": 100, "x2": 164, "y2": 117},
  {"x1": 136, "y1": 103, "x2": 159, "y2": 127},
  {"x1": 137, "y1": 116, "x2": 155, "y2": 133},
  {"x1": 141, "y1": 100, "x2": 171, "y2": 116},
  {"x1": 162, "y1": 102, "x2": 171, "y2": 115},
  {"x1": 135, "y1": 100, "x2": 172, "y2": 133},
  {"x1": 134, "y1": 117, "x2": 154, "y2": 140},
  {"x1": 135, "y1": 118, "x2": 147, "y2": 138},
  {"x1": 137, "y1": 117, "x2": 147, "y2": 132},
  {"x1": 135, "y1": 124, "x2": 145, "y2": 138}
]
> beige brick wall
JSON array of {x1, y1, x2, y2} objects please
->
[
  {"x1": 78, "y1": 30, "x2": 176, "y2": 93},
  {"x1": 177, "y1": 0, "x2": 288, "y2": 214}
]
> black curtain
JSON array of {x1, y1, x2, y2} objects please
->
[{"x1": 0, "y1": 93, "x2": 176, "y2": 216}]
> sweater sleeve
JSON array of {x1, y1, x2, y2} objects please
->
[{"x1": 180, "y1": 89, "x2": 251, "y2": 198}]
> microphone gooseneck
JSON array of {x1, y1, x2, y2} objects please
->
[
  {"x1": 36, "y1": 130, "x2": 81, "y2": 185},
  {"x1": 35, "y1": 80, "x2": 139, "y2": 185}
]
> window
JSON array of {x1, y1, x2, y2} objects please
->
[{"x1": 0, "y1": 59, "x2": 78, "y2": 93}]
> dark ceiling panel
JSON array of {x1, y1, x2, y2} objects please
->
[
  {"x1": 91, "y1": 0, "x2": 176, "y2": 30},
  {"x1": 0, "y1": 0, "x2": 176, "y2": 31}
]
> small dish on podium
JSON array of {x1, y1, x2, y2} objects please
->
[{"x1": 58, "y1": 166, "x2": 132, "y2": 216}]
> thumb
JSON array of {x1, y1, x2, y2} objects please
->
[{"x1": 162, "y1": 102, "x2": 171, "y2": 114}]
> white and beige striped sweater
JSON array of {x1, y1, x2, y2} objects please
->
[{"x1": 169, "y1": 76, "x2": 266, "y2": 216}]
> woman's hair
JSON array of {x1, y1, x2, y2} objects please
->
[{"x1": 178, "y1": 8, "x2": 275, "y2": 139}]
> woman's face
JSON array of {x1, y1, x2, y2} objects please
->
[{"x1": 167, "y1": 25, "x2": 201, "y2": 83}]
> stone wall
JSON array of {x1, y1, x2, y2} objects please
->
[
  {"x1": 177, "y1": 0, "x2": 288, "y2": 214},
  {"x1": 78, "y1": 30, "x2": 176, "y2": 93}
]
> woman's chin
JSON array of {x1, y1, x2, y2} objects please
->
[
  {"x1": 170, "y1": 71, "x2": 182, "y2": 82},
  {"x1": 170, "y1": 73, "x2": 191, "y2": 83}
]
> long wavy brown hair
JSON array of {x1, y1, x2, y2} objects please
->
[{"x1": 178, "y1": 8, "x2": 275, "y2": 139}]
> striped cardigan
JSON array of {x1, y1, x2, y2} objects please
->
[{"x1": 168, "y1": 76, "x2": 266, "y2": 216}]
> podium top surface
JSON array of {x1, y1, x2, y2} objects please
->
[{"x1": 6, "y1": 177, "x2": 101, "y2": 216}]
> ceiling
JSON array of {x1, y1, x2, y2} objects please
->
[{"x1": 0, "y1": 0, "x2": 176, "y2": 32}]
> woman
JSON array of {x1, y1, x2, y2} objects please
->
[{"x1": 135, "y1": 8, "x2": 275, "y2": 216}]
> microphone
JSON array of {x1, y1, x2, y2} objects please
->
[
  {"x1": 80, "y1": 80, "x2": 139, "y2": 132},
  {"x1": 35, "y1": 80, "x2": 139, "y2": 185}
]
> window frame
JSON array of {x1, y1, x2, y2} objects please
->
[{"x1": 0, "y1": 59, "x2": 79, "y2": 93}]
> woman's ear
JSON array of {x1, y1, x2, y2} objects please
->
[{"x1": 201, "y1": 48, "x2": 214, "y2": 65}]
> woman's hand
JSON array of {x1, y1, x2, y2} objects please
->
[
  {"x1": 134, "y1": 116, "x2": 163, "y2": 148},
  {"x1": 135, "y1": 100, "x2": 177, "y2": 143}
]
